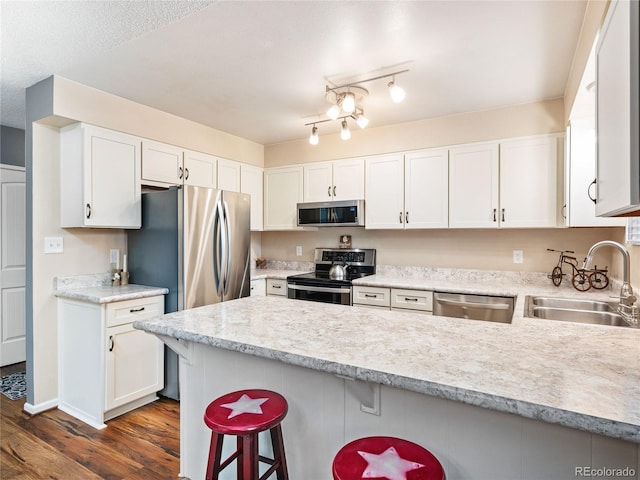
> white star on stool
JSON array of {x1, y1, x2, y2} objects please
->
[
  {"x1": 357, "y1": 446, "x2": 425, "y2": 480},
  {"x1": 220, "y1": 393, "x2": 269, "y2": 419}
]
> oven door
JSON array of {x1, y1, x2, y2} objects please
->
[{"x1": 287, "y1": 283, "x2": 352, "y2": 305}]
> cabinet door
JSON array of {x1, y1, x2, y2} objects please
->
[
  {"x1": 250, "y1": 278, "x2": 266, "y2": 296},
  {"x1": 595, "y1": 0, "x2": 640, "y2": 216},
  {"x1": 141, "y1": 140, "x2": 183, "y2": 185},
  {"x1": 105, "y1": 322, "x2": 164, "y2": 411},
  {"x1": 449, "y1": 143, "x2": 499, "y2": 228},
  {"x1": 241, "y1": 164, "x2": 264, "y2": 231},
  {"x1": 184, "y1": 150, "x2": 217, "y2": 189},
  {"x1": 365, "y1": 154, "x2": 405, "y2": 229},
  {"x1": 85, "y1": 126, "x2": 141, "y2": 228},
  {"x1": 500, "y1": 136, "x2": 558, "y2": 228},
  {"x1": 218, "y1": 158, "x2": 241, "y2": 192},
  {"x1": 404, "y1": 149, "x2": 449, "y2": 229},
  {"x1": 303, "y1": 162, "x2": 333, "y2": 202},
  {"x1": 332, "y1": 158, "x2": 365, "y2": 201},
  {"x1": 264, "y1": 166, "x2": 303, "y2": 230}
]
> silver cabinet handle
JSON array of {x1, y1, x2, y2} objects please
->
[
  {"x1": 501, "y1": 208, "x2": 505, "y2": 222},
  {"x1": 179, "y1": 166, "x2": 184, "y2": 180},
  {"x1": 129, "y1": 307, "x2": 145, "y2": 313},
  {"x1": 399, "y1": 212, "x2": 403, "y2": 224},
  {"x1": 405, "y1": 211, "x2": 409, "y2": 224},
  {"x1": 184, "y1": 168, "x2": 189, "y2": 180},
  {"x1": 108, "y1": 336, "x2": 114, "y2": 352},
  {"x1": 493, "y1": 208, "x2": 497, "y2": 222},
  {"x1": 272, "y1": 284, "x2": 282, "y2": 289},
  {"x1": 86, "y1": 203, "x2": 92, "y2": 219},
  {"x1": 333, "y1": 186, "x2": 337, "y2": 197},
  {"x1": 364, "y1": 294, "x2": 378, "y2": 298},
  {"x1": 404, "y1": 297, "x2": 418, "y2": 302},
  {"x1": 328, "y1": 186, "x2": 332, "y2": 197}
]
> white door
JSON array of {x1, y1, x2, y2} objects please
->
[
  {"x1": 217, "y1": 158, "x2": 241, "y2": 192},
  {"x1": 184, "y1": 150, "x2": 217, "y2": 189},
  {"x1": 303, "y1": 162, "x2": 333, "y2": 202},
  {"x1": 332, "y1": 158, "x2": 365, "y2": 201},
  {"x1": 1, "y1": 165, "x2": 26, "y2": 366}
]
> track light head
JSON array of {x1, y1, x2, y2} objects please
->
[
  {"x1": 356, "y1": 113, "x2": 369, "y2": 129},
  {"x1": 388, "y1": 77, "x2": 406, "y2": 103},
  {"x1": 309, "y1": 125, "x2": 319, "y2": 145},
  {"x1": 326, "y1": 104, "x2": 341, "y2": 120},
  {"x1": 340, "y1": 119, "x2": 351, "y2": 140},
  {"x1": 341, "y1": 92, "x2": 356, "y2": 113}
]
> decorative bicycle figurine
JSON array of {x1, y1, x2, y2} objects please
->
[{"x1": 546, "y1": 248, "x2": 609, "y2": 291}]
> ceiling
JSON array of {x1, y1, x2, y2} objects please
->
[{"x1": 1, "y1": 1, "x2": 588, "y2": 146}]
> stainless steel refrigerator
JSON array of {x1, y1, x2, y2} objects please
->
[{"x1": 127, "y1": 185, "x2": 251, "y2": 399}]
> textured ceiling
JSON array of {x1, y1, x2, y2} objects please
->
[{"x1": 1, "y1": 1, "x2": 587, "y2": 145}]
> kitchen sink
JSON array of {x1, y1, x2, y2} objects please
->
[{"x1": 524, "y1": 296, "x2": 633, "y2": 328}]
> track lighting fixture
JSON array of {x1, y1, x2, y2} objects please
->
[
  {"x1": 305, "y1": 69, "x2": 408, "y2": 145},
  {"x1": 309, "y1": 125, "x2": 319, "y2": 145}
]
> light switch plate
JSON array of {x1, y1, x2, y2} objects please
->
[
  {"x1": 296, "y1": 246, "x2": 302, "y2": 256},
  {"x1": 44, "y1": 236, "x2": 63, "y2": 254}
]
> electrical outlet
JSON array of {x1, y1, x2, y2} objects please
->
[
  {"x1": 513, "y1": 250, "x2": 524, "y2": 264},
  {"x1": 296, "y1": 246, "x2": 302, "y2": 256},
  {"x1": 44, "y1": 236, "x2": 63, "y2": 254}
]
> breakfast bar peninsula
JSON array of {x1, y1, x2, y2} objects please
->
[{"x1": 133, "y1": 295, "x2": 640, "y2": 480}]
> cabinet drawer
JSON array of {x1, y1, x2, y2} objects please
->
[
  {"x1": 391, "y1": 288, "x2": 433, "y2": 312},
  {"x1": 106, "y1": 296, "x2": 164, "y2": 328},
  {"x1": 353, "y1": 286, "x2": 391, "y2": 307},
  {"x1": 266, "y1": 279, "x2": 287, "y2": 296}
]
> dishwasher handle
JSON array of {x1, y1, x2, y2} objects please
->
[{"x1": 435, "y1": 298, "x2": 511, "y2": 310}]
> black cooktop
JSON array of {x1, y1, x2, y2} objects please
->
[{"x1": 286, "y1": 248, "x2": 376, "y2": 287}]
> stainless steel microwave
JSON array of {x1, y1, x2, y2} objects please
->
[{"x1": 297, "y1": 200, "x2": 365, "y2": 227}]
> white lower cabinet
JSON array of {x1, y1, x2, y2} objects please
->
[
  {"x1": 250, "y1": 278, "x2": 266, "y2": 296},
  {"x1": 353, "y1": 286, "x2": 433, "y2": 314},
  {"x1": 58, "y1": 296, "x2": 164, "y2": 429},
  {"x1": 266, "y1": 278, "x2": 287, "y2": 296},
  {"x1": 353, "y1": 286, "x2": 391, "y2": 309},
  {"x1": 390, "y1": 288, "x2": 433, "y2": 313}
]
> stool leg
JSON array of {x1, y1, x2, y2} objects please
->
[
  {"x1": 236, "y1": 436, "x2": 243, "y2": 480},
  {"x1": 206, "y1": 433, "x2": 224, "y2": 480},
  {"x1": 241, "y1": 434, "x2": 259, "y2": 480},
  {"x1": 270, "y1": 425, "x2": 289, "y2": 480}
]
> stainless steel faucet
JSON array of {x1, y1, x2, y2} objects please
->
[{"x1": 583, "y1": 240, "x2": 638, "y2": 326}]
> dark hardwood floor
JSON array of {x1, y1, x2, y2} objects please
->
[{"x1": 1, "y1": 363, "x2": 181, "y2": 479}]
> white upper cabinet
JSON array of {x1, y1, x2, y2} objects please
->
[
  {"x1": 449, "y1": 142, "x2": 499, "y2": 228},
  {"x1": 499, "y1": 136, "x2": 558, "y2": 228},
  {"x1": 183, "y1": 150, "x2": 217, "y2": 189},
  {"x1": 365, "y1": 154, "x2": 405, "y2": 229},
  {"x1": 264, "y1": 165, "x2": 304, "y2": 230},
  {"x1": 595, "y1": 0, "x2": 640, "y2": 216},
  {"x1": 60, "y1": 123, "x2": 141, "y2": 229},
  {"x1": 240, "y1": 164, "x2": 264, "y2": 231},
  {"x1": 141, "y1": 140, "x2": 184, "y2": 186},
  {"x1": 365, "y1": 150, "x2": 449, "y2": 230},
  {"x1": 218, "y1": 158, "x2": 241, "y2": 192},
  {"x1": 404, "y1": 149, "x2": 449, "y2": 229},
  {"x1": 303, "y1": 158, "x2": 365, "y2": 202}
]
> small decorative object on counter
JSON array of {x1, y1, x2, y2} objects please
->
[
  {"x1": 339, "y1": 235, "x2": 352, "y2": 249},
  {"x1": 255, "y1": 257, "x2": 267, "y2": 269},
  {"x1": 111, "y1": 269, "x2": 121, "y2": 287},
  {"x1": 546, "y1": 248, "x2": 609, "y2": 291},
  {"x1": 120, "y1": 271, "x2": 129, "y2": 286}
]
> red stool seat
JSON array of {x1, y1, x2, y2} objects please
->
[
  {"x1": 332, "y1": 436, "x2": 444, "y2": 480},
  {"x1": 204, "y1": 389, "x2": 289, "y2": 480}
]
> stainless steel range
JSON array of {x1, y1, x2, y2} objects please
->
[{"x1": 287, "y1": 248, "x2": 376, "y2": 305}]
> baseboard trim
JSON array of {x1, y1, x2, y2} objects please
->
[{"x1": 23, "y1": 398, "x2": 58, "y2": 415}]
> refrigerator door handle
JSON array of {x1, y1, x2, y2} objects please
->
[
  {"x1": 222, "y1": 200, "x2": 232, "y2": 296},
  {"x1": 213, "y1": 199, "x2": 225, "y2": 297}
]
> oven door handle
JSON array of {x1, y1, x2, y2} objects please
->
[{"x1": 287, "y1": 284, "x2": 352, "y2": 294}]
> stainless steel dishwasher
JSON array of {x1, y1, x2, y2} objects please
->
[{"x1": 433, "y1": 292, "x2": 515, "y2": 323}]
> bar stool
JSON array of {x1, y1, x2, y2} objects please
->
[
  {"x1": 204, "y1": 389, "x2": 289, "y2": 480},
  {"x1": 332, "y1": 436, "x2": 445, "y2": 480}
]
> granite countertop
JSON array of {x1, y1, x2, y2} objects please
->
[
  {"x1": 134, "y1": 291, "x2": 640, "y2": 443},
  {"x1": 250, "y1": 269, "x2": 308, "y2": 280},
  {"x1": 55, "y1": 284, "x2": 169, "y2": 304}
]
